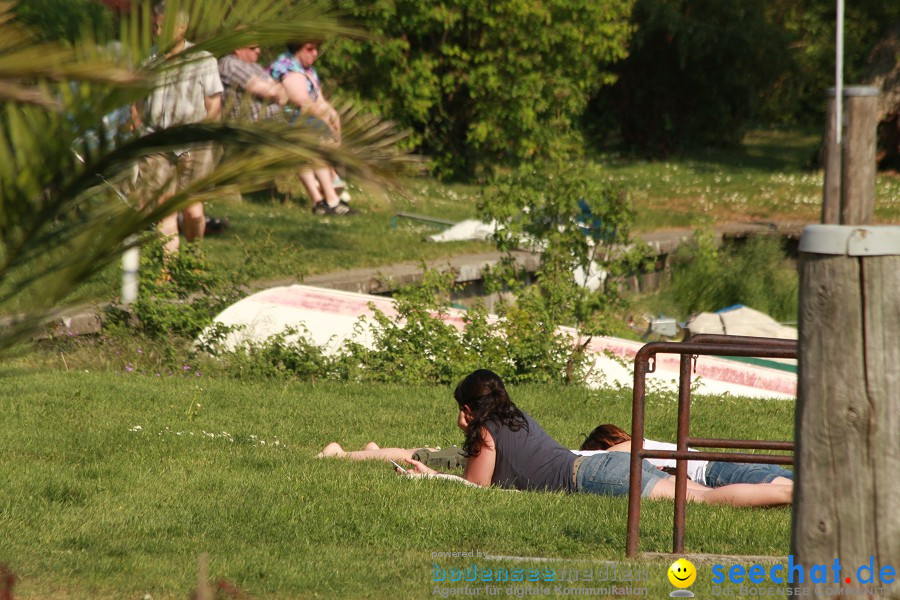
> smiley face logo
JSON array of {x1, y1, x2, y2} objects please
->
[{"x1": 668, "y1": 558, "x2": 696, "y2": 589}]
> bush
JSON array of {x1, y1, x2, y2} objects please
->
[
  {"x1": 665, "y1": 231, "x2": 798, "y2": 322},
  {"x1": 13, "y1": 0, "x2": 114, "y2": 43},
  {"x1": 319, "y1": 0, "x2": 634, "y2": 177},
  {"x1": 477, "y1": 163, "x2": 653, "y2": 336}
]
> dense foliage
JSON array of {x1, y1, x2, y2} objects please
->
[
  {"x1": 603, "y1": 0, "x2": 790, "y2": 154},
  {"x1": 318, "y1": 0, "x2": 634, "y2": 177},
  {"x1": 597, "y1": 0, "x2": 900, "y2": 154},
  {"x1": 13, "y1": 0, "x2": 115, "y2": 43},
  {"x1": 665, "y1": 231, "x2": 799, "y2": 323},
  {"x1": 13, "y1": 0, "x2": 898, "y2": 165}
]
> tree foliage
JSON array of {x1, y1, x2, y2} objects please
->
[
  {"x1": 759, "y1": 0, "x2": 900, "y2": 126},
  {"x1": 13, "y1": 0, "x2": 115, "y2": 43},
  {"x1": 318, "y1": 0, "x2": 634, "y2": 177},
  {"x1": 606, "y1": 0, "x2": 790, "y2": 154},
  {"x1": 596, "y1": 0, "x2": 900, "y2": 154}
]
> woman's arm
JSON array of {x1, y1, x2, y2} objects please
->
[
  {"x1": 400, "y1": 427, "x2": 496, "y2": 488},
  {"x1": 461, "y1": 427, "x2": 496, "y2": 487},
  {"x1": 281, "y1": 71, "x2": 313, "y2": 107},
  {"x1": 281, "y1": 72, "x2": 340, "y2": 139}
]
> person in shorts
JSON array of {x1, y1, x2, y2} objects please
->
[
  {"x1": 132, "y1": 2, "x2": 223, "y2": 254},
  {"x1": 580, "y1": 423, "x2": 794, "y2": 487}
]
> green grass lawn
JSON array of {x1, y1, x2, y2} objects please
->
[
  {"x1": 53, "y1": 179, "x2": 493, "y2": 311},
  {"x1": 598, "y1": 129, "x2": 900, "y2": 231},
  {"x1": 0, "y1": 372, "x2": 796, "y2": 598}
]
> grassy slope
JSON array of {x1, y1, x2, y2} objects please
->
[
  {"x1": 0, "y1": 372, "x2": 795, "y2": 598},
  {"x1": 21, "y1": 129, "x2": 900, "y2": 312}
]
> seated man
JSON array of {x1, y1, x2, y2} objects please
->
[{"x1": 219, "y1": 43, "x2": 288, "y2": 121}]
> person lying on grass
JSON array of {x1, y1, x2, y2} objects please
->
[
  {"x1": 579, "y1": 423, "x2": 794, "y2": 489},
  {"x1": 318, "y1": 423, "x2": 792, "y2": 494},
  {"x1": 385, "y1": 369, "x2": 791, "y2": 506}
]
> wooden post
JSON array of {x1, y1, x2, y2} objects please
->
[
  {"x1": 821, "y1": 90, "x2": 841, "y2": 224},
  {"x1": 793, "y1": 226, "x2": 900, "y2": 594},
  {"x1": 840, "y1": 87, "x2": 879, "y2": 225}
]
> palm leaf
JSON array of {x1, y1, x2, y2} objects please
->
[{"x1": 0, "y1": 0, "x2": 416, "y2": 353}]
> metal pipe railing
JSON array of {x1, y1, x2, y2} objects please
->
[{"x1": 626, "y1": 334, "x2": 798, "y2": 557}]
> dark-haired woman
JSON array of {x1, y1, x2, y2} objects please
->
[{"x1": 401, "y1": 369, "x2": 791, "y2": 507}]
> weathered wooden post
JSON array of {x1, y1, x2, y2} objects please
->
[
  {"x1": 797, "y1": 83, "x2": 898, "y2": 595},
  {"x1": 793, "y1": 226, "x2": 900, "y2": 591},
  {"x1": 822, "y1": 86, "x2": 880, "y2": 225},
  {"x1": 821, "y1": 90, "x2": 841, "y2": 224},
  {"x1": 840, "y1": 87, "x2": 880, "y2": 225}
]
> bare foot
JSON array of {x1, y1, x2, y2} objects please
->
[
  {"x1": 363, "y1": 441, "x2": 380, "y2": 451},
  {"x1": 316, "y1": 442, "x2": 346, "y2": 458}
]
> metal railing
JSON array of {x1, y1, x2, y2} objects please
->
[{"x1": 625, "y1": 334, "x2": 798, "y2": 557}]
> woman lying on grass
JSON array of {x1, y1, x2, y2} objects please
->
[
  {"x1": 579, "y1": 424, "x2": 794, "y2": 488},
  {"x1": 396, "y1": 369, "x2": 791, "y2": 506}
]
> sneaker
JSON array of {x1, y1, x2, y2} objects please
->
[
  {"x1": 332, "y1": 175, "x2": 346, "y2": 194},
  {"x1": 204, "y1": 216, "x2": 230, "y2": 236},
  {"x1": 312, "y1": 200, "x2": 352, "y2": 216}
]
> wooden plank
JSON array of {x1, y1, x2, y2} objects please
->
[
  {"x1": 862, "y1": 255, "x2": 900, "y2": 569},
  {"x1": 822, "y1": 94, "x2": 841, "y2": 224},
  {"x1": 840, "y1": 91, "x2": 879, "y2": 224},
  {"x1": 793, "y1": 254, "x2": 876, "y2": 568}
]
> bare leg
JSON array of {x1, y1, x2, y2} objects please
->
[
  {"x1": 316, "y1": 442, "x2": 418, "y2": 463},
  {"x1": 317, "y1": 442, "x2": 346, "y2": 458},
  {"x1": 298, "y1": 168, "x2": 324, "y2": 204},
  {"x1": 312, "y1": 165, "x2": 341, "y2": 207},
  {"x1": 158, "y1": 210, "x2": 180, "y2": 254},
  {"x1": 181, "y1": 202, "x2": 205, "y2": 243},
  {"x1": 364, "y1": 442, "x2": 380, "y2": 451},
  {"x1": 649, "y1": 479, "x2": 792, "y2": 507},
  {"x1": 771, "y1": 476, "x2": 793, "y2": 487}
]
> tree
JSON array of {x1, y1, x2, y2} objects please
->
[
  {"x1": 13, "y1": 0, "x2": 115, "y2": 43},
  {"x1": 604, "y1": 0, "x2": 790, "y2": 154},
  {"x1": 318, "y1": 0, "x2": 634, "y2": 178},
  {"x1": 0, "y1": 0, "x2": 413, "y2": 352}
]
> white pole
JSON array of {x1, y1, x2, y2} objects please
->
[
  {"x1": 835, "y1": 0, "x2": 844, "y2": 145},
  {"x1": 121, "y1": 236, "x2": 140, "y2": 305}
]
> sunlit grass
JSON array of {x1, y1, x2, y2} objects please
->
[{"x1": 0, "y1": 372, "x2": 794, "y2": 598}]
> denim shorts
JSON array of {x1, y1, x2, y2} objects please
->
[
  {"x1": 704, "y1": 461, "x2": 794, "y2": 487},
  {"x1": 574, "y1": 452, "x2": 669, "y2": 497}
]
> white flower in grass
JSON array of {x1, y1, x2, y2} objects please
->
[{"x1": 129, "y1": 425, "x2": 142, "y2": 432}]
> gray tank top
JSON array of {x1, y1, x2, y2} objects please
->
[{"x1": 485, "y1": 412, "x2": 576, "y2": 492}]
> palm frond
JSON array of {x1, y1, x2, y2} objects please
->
[{"x1": 0, "y1": 0, "x2": 415, "y2": 353}]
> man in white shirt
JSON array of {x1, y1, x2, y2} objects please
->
[{"x1": 133, "y1": 1, "x2": 223, "y2": 254}]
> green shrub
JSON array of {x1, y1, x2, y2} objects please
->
[
  {"x1": 478, "y1": 163, "x2": 653, "y2": 336},
  {"x1": 319, "y1": 0, "x2": 634, "y2": 177},
  {"x1": 665, "y1": 230, "x2": 798, "y2": 322},
  {"x1": 106, "y1": 236, "x2": 245, "y2": 341},
  {"x1": 13, "y1": 0, "x2": 114, "y2": 43}
]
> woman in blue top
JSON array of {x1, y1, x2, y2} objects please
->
[
  {"x1": 268, "y1": 41, "x2": 349, "y2": 215},
  {"x1": 401, "y1": 369, "x2": 792, "y2": 506}
]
